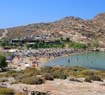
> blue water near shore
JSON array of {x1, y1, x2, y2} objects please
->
[{"x1": 44, "y1": 52, "x2": 105, "y2": 70}]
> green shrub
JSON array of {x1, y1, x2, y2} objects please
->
[
  {"x1": 0, "y1": 54, "x2": 7, "y2": 71},
  {"x1": 21, "y1": 77, "x2": 44, "y2": 84},
  {"x1": 15, "y1": 92, "x2": 25, "y2": 95},
  {"x1": 43, "y1": 73, "x2": 54, "y2": 81},
  {"x1": 90, "y1": 75, "x2": 102, "y2": 81},
  {"x1": 84, "y1": 77, "x2": 92, "y2": 83},
  {"x1": 34, "y1": 77, "x2": 45, "y2": 84},
  {"x1": 41, "y1": 67, "x2": 53, "y2": 73},
  {"x1": 58, "y1": 74, "x2": 67, "y2": 79},
  {"x1": 69, "y1": 42, "x2": 87, "y2": 49},
  {"x1": 0, "y1": 87, "x2": 14, "y2": 95},
  {"x1": 69, "y1": 78, "x2": 81, "y2": 82},
  {"x1": 21, "y1": 77, "x2": 44, "y2": 85},
  {"x1": 31, "y1": 91, "x2": 49, "y2": 95},
  {"x1": 80, "y1": 70, "x2": 95, "y2": 76},
  {"x1": 21, "y1": 77, "x2": 36, "y2": 84},
  {"x1": 23, "y1": 68, "x2": 41, "y2": 75},
  {"x1": 41, "y1": 67, "x2": 68, "y2": 80},
  {"x1": 6, "y1": 70, "x2": 19, "y2": 77},
  {"x1": 85, "y1": 75, "x2": 102, "y2": 81},
  {"x1": 53, "y1": 73, "x2": 67, "y2": 79}
]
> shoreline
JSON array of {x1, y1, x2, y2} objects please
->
[{"x1": 7, "y1": 48, "x2": 105, "y2": 70}]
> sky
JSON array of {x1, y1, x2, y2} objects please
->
[{"x1": 0, "y1": 0, "x2": 105, "y2": 28}]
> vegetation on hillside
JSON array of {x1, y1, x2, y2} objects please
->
[
  {"x1": 0, "y1": 66, "x2": 104, "y2": 85},
  {"x1": 0, "y1": 87, "x2": 27, "y2": 95},
  {"x1": 0, "y1": 38, "x2": 88, "y2": 49},
  {"x1": 0, "y1": 54, "x2": 7, "y2": 71}
]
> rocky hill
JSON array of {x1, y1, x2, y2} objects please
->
[{"x1": 0, "y1": 13, "x2": 105, "y2": 47}]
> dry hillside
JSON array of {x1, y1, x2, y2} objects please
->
[{"x1": 0, "y1": 13, "x2": 105, "y2": 46}]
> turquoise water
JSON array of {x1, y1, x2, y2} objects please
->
[{"x1": 44, "y1": 52, "x2": 105, "y2": 70}]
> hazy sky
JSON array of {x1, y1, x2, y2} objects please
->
[{"x1": 0, "y1": 0, "x2": 105, "y2": 28}]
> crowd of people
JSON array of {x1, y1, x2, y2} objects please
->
[{"x1": 7, "y1": 48, "x2": 83, "y2": 70}]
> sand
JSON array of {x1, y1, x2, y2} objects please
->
[{"x1": 8, "y1": 79, "x2": 105, "y2": 95}]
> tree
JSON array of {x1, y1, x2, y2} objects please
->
[
  {"x1": 0, "y1": 39, "x2": 9, "y2": 47},
  {"x1": 0, "y1": 54, "x2": 7, "y2": 71},
  {"x1": 65, "y1": 37, "x2": 70, "y2": 42}
]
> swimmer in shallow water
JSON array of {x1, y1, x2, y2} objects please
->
[{"x1": 68, "y1": 59, "x2": 70, "y2": 63}]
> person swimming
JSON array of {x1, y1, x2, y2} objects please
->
[{"x1": 68, "y1": 59, "x2": 70, "y2": 63}]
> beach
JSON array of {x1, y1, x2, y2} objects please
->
[{"x1": 8, "y1": 48, "x2": 85, "y2": 69}]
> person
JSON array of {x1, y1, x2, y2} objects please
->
[{"x1": 68, "y1": 59, "x2": 70, "y2": 63}]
